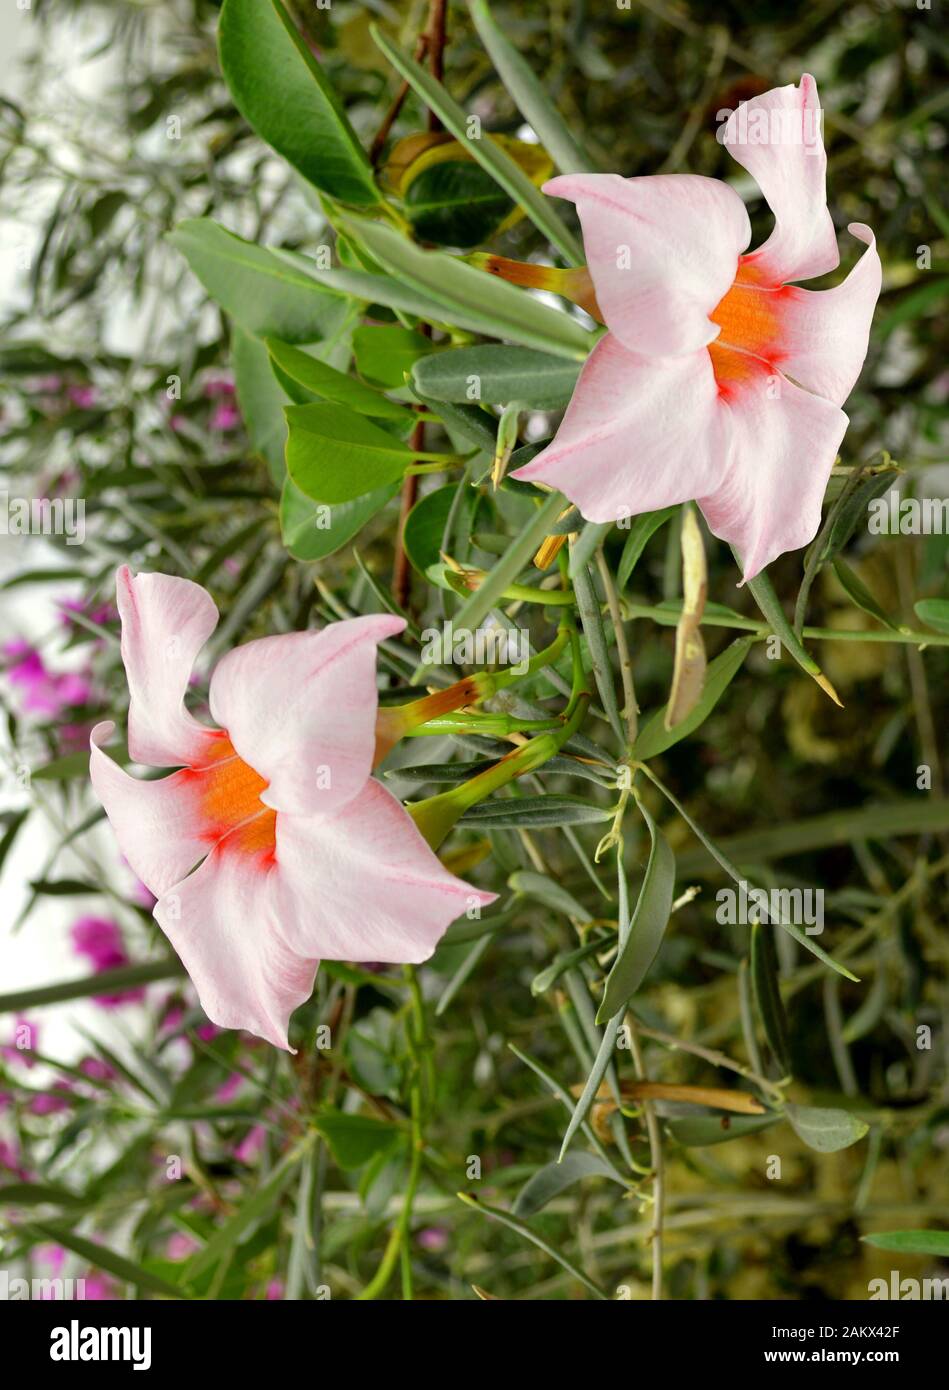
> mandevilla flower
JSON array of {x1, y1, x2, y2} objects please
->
[
  {"x1": 511, "y1": 75, "x2": 882, "y2": 580},
  {"x1": 90, "y1": 567, "x2": 494, "y2": 1049}
]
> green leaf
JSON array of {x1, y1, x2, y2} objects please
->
[
  {"x1": 509, "y1": 869, "x2": 593, "y2": 923},
  {"x1": 633, "y1": 637, "x2": 754, "y2": 761},
  {"x1": 266, "y1": 338, "x2": 406, "y2": 420},
  {"x1": 218, "y1": 0, "x2": 379, "y2": 205},
  {"x1": 861, "y1": 1229, "x2": 949, "y2": 1257},
  {"x1": 280, "y1": 476, "x2": 397, "y2": 562},
  {"x1": 0, "y1": 1182, "x2": 85, "y2": 1208},
  {"x1": 596, "y1": 807, "x2": 675, "y2": 1023},
  {"x1": 23, "y1": 1221, "x2": 186, "y2": 1299},
  {"x1": 742, "y1": 562, "x2": 838, "y2": 700},
  {"x1": 28, "y1": 752, "x2": 93, "y2": 781},
  {"x1": 232, "y1": 327, "x2": 290, "y2": 485},
  {"x1": 823, "y1": 469, "x2": 900, "y2": 560},
  {"x1": 0, "y1": 960, "x2": 184, "y2": 1013},
  {"x1": 403, "y1": 482, "x2": 481, "y2": 577},
  {"x1": 459, "y1": 795, "x2": 612, "y2": 829},
  {"x1": 513, "y1": 1153, "x2": 623, "y2": 1217},
  {"x1": 370, "y1": 27, "x2": 582, "y2": 263},
  {"x1": 182, "y1": 1143, "x2": 307, "y2": 1282},
  {"x1": 785, "y1": 1103, "x2": 870, "y2": 1153},
  {"x1": 638, "y1": 765, "x2": 860, "y2": 982},
  {"x1": 915, "y1": 598, "x2": 949, "y2": 635},
  {"x1": 286, "y1": 402, "x2": 412, "y2": 503},
  {"x1": 467, "y1": 0, "x2": 592, "y2": 176},
  {"x1": 750, "y1": 921, "x2": 791, "y2": 1075},
  {"x1": 457, "y1": 1193, "x2": 608, "y2": 1299},
  {"x1": 413, "y1": 345, "x2": 580, "y2": 409},
  {"x1": 313, "y1": 1111, "x2": 401, "y2": 1170},
  {"x1": 618, "y1": 506, "x2": 679, "y2": 588},
  {"x1": 573, "y1": 561, "x2": 625, "y2": 748},
  {"x1": 169, "y1": 218, "x2": 350, "y2": 343},
  {"x1": 339, "y1": 216, "x2": 594, "y2": 360},
  {"x1": 665, "y1": 1113, "x2": 780, "y2": 1147},
  {"x1": 405, "y1": 159, "x2": 514, "y2": 247},
  {"x1": 0, "y1": 809, "x2": 29, "y2": 875},
  {"x1": 531, "y1": 940, "x2": 605, "y2": 995},
  {"x1": 353, "y1": 324, "x2": 435, "y2": 388},
  {"x1": 832, "y1": 558, "x2": 898, "y2": 629}
]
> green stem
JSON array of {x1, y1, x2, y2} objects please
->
[{"x1": 622, "y1": 599, "x2": 949, "y2": 648}]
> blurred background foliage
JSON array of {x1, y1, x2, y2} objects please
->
[{"x1": 0, "y1": 0, "x2": 947, "y2": 1301}]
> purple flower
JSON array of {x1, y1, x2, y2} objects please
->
[
  {"x1": 66, "y1": 384, "x2": 98, "y2": 410},
  {"x1": 209, "y1": 401, "x2": 241, "y2": 432},
  {"x1": 70, "y1": 917, "x2": 145, "y2": 1008},
  {"x1": 3, "y1": 640, "x2": 92, "y2": 718}
]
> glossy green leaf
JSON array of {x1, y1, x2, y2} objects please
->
[
  {"x1": 266, "y1": 338, "x2": 405, "y2": 420},
  {"x1": 785, "y1": 1103, "x2": 870, "y2": 1153},
  {"x1": 218, "y1": 0, "x2": 379, "y2": 205},
  {"x1": 232, "y1": 327, "x2": 290, "y2": 485},
  {"x1": 286, "y1": 402, "x2": 412, "y2": 503},
  {"x1": 353, "y1": 324, "x2": 435, "y2": 388},
  {"x1": 370, "y1": 28, "x2": 582, "y2": 263},
  {"x1": 405, "y1": 159, "x2": 513, "y2": 247},
  {"x1": 279, "y1": 476, "x2": 397, "y2": 561},
  {"x1": 413, "y1": 344, "x2": 580, "y2": 409},
  {"x1": 169, "y1": 218, "x2": 350, "y2": 343},
  {"x1": 403, "y1": 482, "x2": 480, "y2": 577}
]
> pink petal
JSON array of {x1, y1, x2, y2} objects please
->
[
  {"x1": 770, "y1": 224, "x2": 881, "y2": 406},
  {"x1": 698, "y1": 370, "x2": 848, "y2": 581},
  {"x1": 154, "y1": 839, "x2": 319, "y2": 1051},
  {"x1": 116, "y1": 566, "x2": 222, "y2": 768},
  {"x1": 544, "y1": 173, "x2": 750, "y2": 356},
  {"x1": 208, "y1": 615, "x2": 405, "y2": 817},
  {"x1": 274, "y1": 780, "x2": 496, "y2": 963},
  {"x1": 89, "y1": 722, "x2": 210, "y2": 896},
  {"x1": 510, "y1": 334, "x2": 729, "y2": 522},
  {"x1": 722, "y1": 74, "x2": 839, "y2": 285}
]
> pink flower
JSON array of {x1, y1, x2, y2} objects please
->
[
  {"x1": 89, "y1": 567, "x2": 494, "y2": 1050},
  {"x1": 79, "y1": 1056, "x2": 115, "y2": 1083},
  {"x1": 511, "y1": 75, "x2": 882, "y2": 580},
  {"x1": 70, "y1": 916, "x2": 145, "y2": 1008},
  {"x1": 209, "y1": 401, "x2": 241, "y2": 431},
  {"x1": 29, "y1": 1084, "x2": 73, "y2": 1116},
  {"x1": 2, "y1": 1016, "x2": 39, "y2": 1068},
  {"x1": 203, "y1": 378, "x2": 236, "y2": 399},
  {"x1": 235, "y1": 1124, "x2": 266, "y2": 1164},
  {"x1": 3, "y1": 640, "x2": 92, "y2": 717},
  {"x1": 166, "y1": 1232, "x2": 200, "y2": 1260},
  {"x1": 66, "y1": 383, "x2": 98, "y2": 410}
]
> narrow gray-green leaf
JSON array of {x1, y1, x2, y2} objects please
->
[
  {"x1": 596, "y1": 806, "x2": 674, "y2": 1023},
  {"x1": 467, "y1": 0, "x2": 592, "y2": 176},
  {"x1": 513, "y1": 1153, "x2": 623, "y2": 1217},
  {"x1": 412, "y1": 344, "x2": 580, "y2": 408}
]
